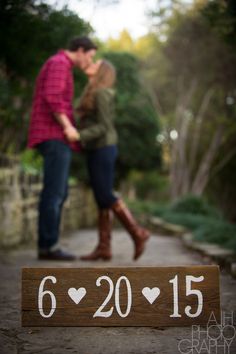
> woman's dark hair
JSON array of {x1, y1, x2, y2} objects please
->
[
  {"x1": 78, "y1": 60, "x2": 116, "y2": 112},
  {"x1": 68, "y1": 36, "x2": 97, "y2": 52}
]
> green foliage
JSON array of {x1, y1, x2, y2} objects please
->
[
  {"x1": 193, "y1": 220, "x2": 236, "y2": 252},
  {"x1": 145, "y1": 0, "x2": 236, "y2": 215},
  {"x1": 160, "y1": 212, "x2": 216, "y2": 231},
  {"x1": 127, "y1": 199, "x2": 168, "y2": 217},
  {"x1": 201, "y1": 0, "x2": 236, "y2": 48},
  {"x1": 207, "y1": 143, "x2": 236, "y2": 222},
  {"x1": 106, "y1": 30, "x2": 135, "y2": 52},
  {"x1": 162, "y1": 195, "x2": 236, "y2": 251},
  {"x1": 126, "y1": 170, "x2": 169, "y2": 201},
  {"x1": 128, "y1": 194, "x2": 236, "y2": 252},
  {"x1": 169, "y1": 195, "x2": 220, "y2": 218},
  {"x1": 0, "y1": 1, "x2": 92, "y2": 78},
  {"x1": 70, "y1": 152, "x2": 90, "y2": 185},
  {"x1": 20, "y1": 149, "x2": 42, "y2": 174},
  {"x1": 225, "y1": 233, "x2": 236, "y2": 253},
  {"x1": 103, "y1": 52, "x2": 140, "y2": 96},
  {"x1": 0, "y1": 2, "x2": 161, "y2": 183},
  {"x1": 74, "y1": 51, "x2": 162, "y2": 183},
  {"x1": 160, "y1": 195, "x2": 223, "y2": 230},
  {"x1": 162, "y1": 208, "x2": 236, "y2": 253},
  {"x1": 0, "y1": 0, "x2": 92, "y2": 153},
  {"x1": 105, "y1": 31, "x2": 158, "y2": 59},
  {"x1": 103, "y1": 51, "x2": 161, "y2": 178}
]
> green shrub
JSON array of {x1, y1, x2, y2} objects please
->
[
  {"x1": 127, "y1": 194, "x2": 236, "y2": 253},
  {"x1": 169, "y1": 195, "x2": 220, "y2": 217},
  {"x1": 193, "y1": 220, "x2": 236, "y2": 251},
  {"x1": 160, "y1": 212, "x2": 216, "y2": 230},
  {"x1": 20, "y1": 149, "x2": 42, "y2": 174},
  {"x1": 127, "y1": 199, "x2": 168, "y2": 217},
  {"x1": 226, "y1": 235, "x2": 236, "y2": 253},
  {"x1": 135, "y1": 171, "x2": 169, "y2": 201},
  {"x1": 125, "y1": 170, "x2": 169, "y2": 202}
]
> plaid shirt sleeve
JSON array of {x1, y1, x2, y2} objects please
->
[{"x1": 43, "y1": 60, "x2": 69, "y2": 114}]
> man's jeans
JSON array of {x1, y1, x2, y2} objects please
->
[{"x1": 37, "y1": 140, "x2": 72, "y2": 251}]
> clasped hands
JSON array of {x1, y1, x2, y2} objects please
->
[
  {"x1": 63, "y1": 125, "x2": 80, "y2": 143},
  {"x1": 54, "y1": 113, "x2": 80, "y2": 143}
]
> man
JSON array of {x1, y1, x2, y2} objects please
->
[{"x1": 28, "y1": 36, "x2": 97, "y2": 260}]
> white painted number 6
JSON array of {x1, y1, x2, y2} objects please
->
[{"x1": 38, "y1": 276, "x2": 57, "y2": 318}]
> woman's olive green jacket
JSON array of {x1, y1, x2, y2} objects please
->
[{"x1": 79, "y1": 88, "x2": 118, "y2": 150}]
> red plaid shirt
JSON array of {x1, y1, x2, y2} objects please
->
[{"x1": 28, "y1": 50, "x2": 79, "y2": 151}]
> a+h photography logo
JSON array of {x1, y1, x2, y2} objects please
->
[{"x1": 178, "y1": 312, "x2": 236, "y2": 354}]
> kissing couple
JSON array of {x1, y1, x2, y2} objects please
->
[{"x1": 28, "y1": 36, "x2": 150, "y2": 262}]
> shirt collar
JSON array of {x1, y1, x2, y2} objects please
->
[{"x1": 58, "y1": 50, "x2": 74, "y2": 68}]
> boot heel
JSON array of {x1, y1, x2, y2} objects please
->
[{"x1": 101, "y1": 255, "x2": 112, "y2": 261}]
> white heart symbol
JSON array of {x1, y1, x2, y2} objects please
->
[
  {"x1": 68, "y1": 287, "x2": 87, "y2": 304},
  {"x1": 142, "y1": 287, "x2": 160, "y2": 304}
]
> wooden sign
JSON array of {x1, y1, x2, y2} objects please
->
[{"x1": 22, "y1": 266, "x2": 220, "y2": 327}]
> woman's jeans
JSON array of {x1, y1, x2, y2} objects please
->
[
  {"x1": 86, "y1": 145, "x2": 118, "y2": 209},
  {"x1": 37, "y1": 140, "x2": 72, "y2": 251}
]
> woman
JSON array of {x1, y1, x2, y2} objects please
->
[{"x1": 76, "y1": 59, "x2": 150, "y2": 261}]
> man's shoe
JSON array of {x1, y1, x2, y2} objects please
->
[{"x1": 38, "y1": 249, "x2": 76, "y2": 261}]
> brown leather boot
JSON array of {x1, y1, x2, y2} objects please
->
[
  {"x1": 80, "y1": 209, "x2": 112, "y2": 261},
  {"x1": 111, "y1": 199, "x2": 150, "y2": 260}
]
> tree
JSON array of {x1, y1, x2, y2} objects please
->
[
  {"x1": 201, "y1": 0, "x2": 236, "y2": 48},
  {"x1": 144, "y1": 1, "x2": 236, "y2": 199},
  {"x1": 106, "y1": 30, "x2": 134, "y2": 52},
  {"x1": 102, "y1": 51, "x2": 161, "y2": 179},
  {"x1": 105, "y1": 30, "x2": 159, "y2": 59},
  {"x1": 0, "y1": 0, "x2": 92, "y2": 152},
  {"x1": 201, "y1": 0, "x2": 236, "y2": 220}
]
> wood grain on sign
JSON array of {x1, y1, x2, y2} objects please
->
[{"x1": 22, "y1": 266, "x2": 220, "y2": 327}]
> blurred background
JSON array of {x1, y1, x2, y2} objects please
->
[{"x1": 0, "y1": 0, "x2": 236, "y2": 252}]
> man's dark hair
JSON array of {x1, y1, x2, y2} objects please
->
[{"x1": 68, "y1": 36, "x2": 97, "y2": 52}]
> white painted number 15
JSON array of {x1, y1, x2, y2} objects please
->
[{"x1": 169, "y1": 275, "x2": 204, "y2": 318}]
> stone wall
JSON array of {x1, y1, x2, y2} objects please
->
[{"x1": 0, "y1": 154, "x2": 97, "y2": 248}]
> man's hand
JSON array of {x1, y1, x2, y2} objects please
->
[
  {"x1": 54, "y1": 113, "x2": 80, "y2": 142},
  {"x1": 64, "y1": 125, "x2": 80, "y2": 142}
]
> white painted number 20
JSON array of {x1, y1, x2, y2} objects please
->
[{"x1": 93, "y1": 276, "x2": 132, "y2": 318}]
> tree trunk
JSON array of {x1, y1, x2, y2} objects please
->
[
  {"x1": 169, "y1": 85, "x2": 225, "y2": 200},
  {"x1": 170, "y1": 79, "x2": 197, "y2": 199}
]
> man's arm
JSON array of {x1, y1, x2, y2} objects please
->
[
  {"x1": 55, "y1": 113, "x2": 80, "y2": 142},
  {"x1": 43, "y1": 61, "x2": 79, "y2": 142}
]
